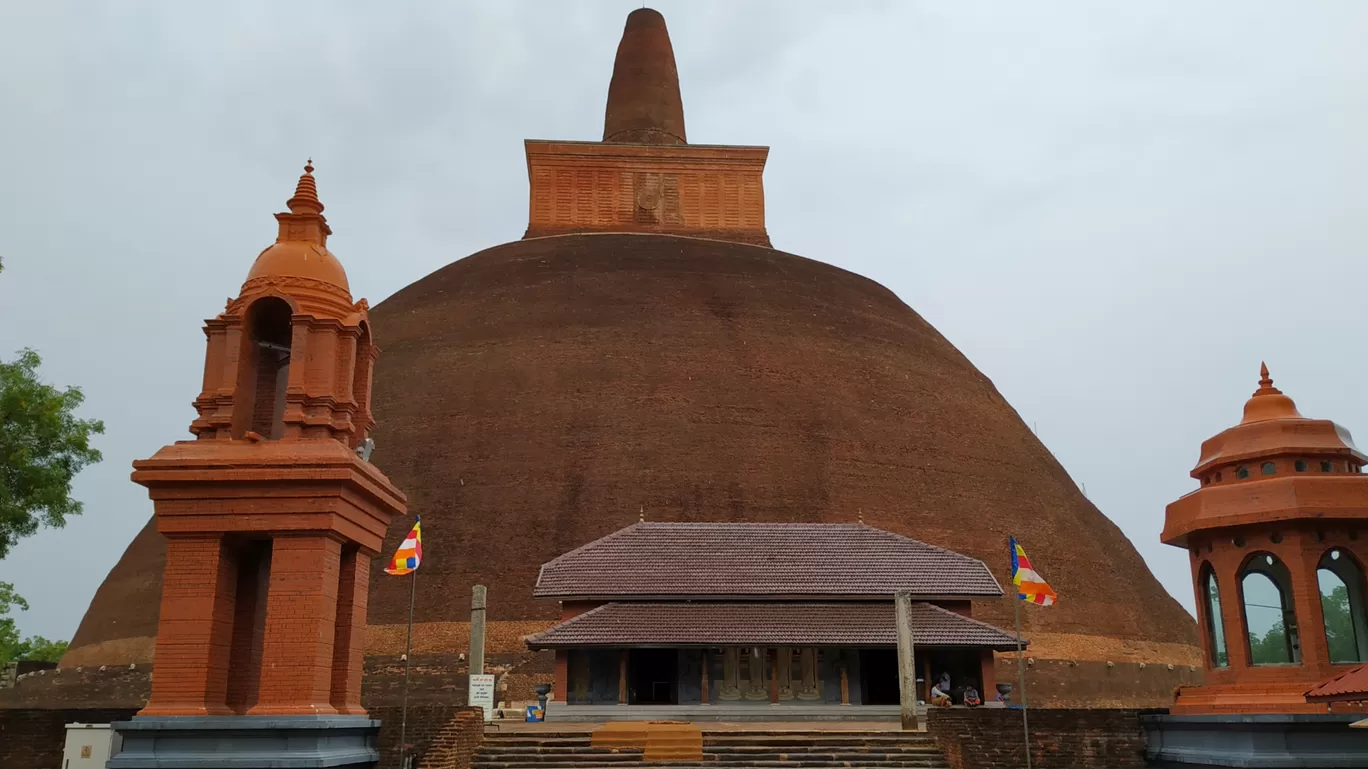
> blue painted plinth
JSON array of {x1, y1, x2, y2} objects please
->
[
  {"x1": 108, "y1": 715, "x2": 381, "y2": 768},
  {"x1": 1142, "y1": 713, "x2": 1368, "y2": 768}
]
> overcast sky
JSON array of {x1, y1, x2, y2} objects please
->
[{"x1": 1, "y1": 1, "x2": 1365, "y2": 641}]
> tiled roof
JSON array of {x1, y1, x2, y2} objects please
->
[
  {"x1": 1306, "y1": 663, "x2": 1368, "y2": 703},
  {"x1": 524, "y1": 601, "x2": 1024, "y2": 651},
  {"x1": 535, "y1": 523, "x2": 1002, "y2": 599}
]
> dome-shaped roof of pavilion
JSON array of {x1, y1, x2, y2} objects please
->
[
  {"x1": 244, "y1": 162, "x2": 350, "y2": 294},
  {"x1": 1192, "y1": 364, "x2": 1366, "y2": 477}
]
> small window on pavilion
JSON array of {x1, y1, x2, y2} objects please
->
[
  {"x1": 1241, "y1": 552, "x2": 1301, "y2": 666},
  {"x1": 1295, "y1": 460, "x2": 1308, "y2": 472},
  {"x1": 1236, "y1": 466, "x2": 1250, "y2": 480},
  {"x1": 1215, "y1": 472, "x2": 1223, "y2": 482},
  {"x1": 1261, "y1": 462, "x2": 1277, "y2": 476},
  {"x1": 1318, "y1": 549, "x2": 1368, "y2": 664},
  {"x1": 1322, "y1": 461, "x2": 1334, "y2": 473}
]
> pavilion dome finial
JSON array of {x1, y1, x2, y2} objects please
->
[
  {"x1": 1241, "y1": 361, "x2": 1302, "y2": 424},
  {"x1": 287, "y1": 158, "x2": 324, "y2": 215},
  {"x1": 603, "y1": 8, "x2": 687, "y2": 145}
]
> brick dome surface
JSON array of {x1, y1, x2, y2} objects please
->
[{"x1": 63, "y1": 232, "x2": 1198, "y2": 685}]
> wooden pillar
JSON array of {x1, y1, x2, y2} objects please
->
[
  {"x1": 701, "y1": 652, "x2": 711, "y2": 704},
  {"x1": 140, "y1": 534, "x2": 237, "y2": 717},
  {"x1": 554, "y1": 650, "x2": 569, "y2": 703},
  {"x1": 840, "y1": 658, "x2": 851, "y2": 705},
  {"x1": 329, "y1": 547, "x2": 371, "y2": 715},
  {"x1": 979, "y1": 649, "x2": 997, "y2": 697},
  {"x1": 619, "y1": 650, "x2": 629, "y2": 704},
  {"x1": 249, "y1": 535, "x2": 342, "y2": 716},
  {"x1": 720, "y1": 648, "x2": 742, "y2": 701},
  {"x1": 769, "y1": 649, "x2": 780, "y2": 703},
  {"x1": 894, "y1": 590, "x2": 919, "y2": 730}
]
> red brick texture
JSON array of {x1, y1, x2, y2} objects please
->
[
  {"x1": 373, "y1": 705, "x2": 485, "y2": 769},
  {"x1": 927, "y1": 708, "x2": 1151, "y2": 769},
  {"x1": 1175, "y1": 521, "x2": 1368, "y2": 713},
  {"x1": 331, "y1": 547, "x2": 372, "y2": 714},
  {"x1": 250, "y1": 535, "x2": 343, "y2": 715},
  {"x1": 140, "y1": 534, "x2": 236, "y2": 716},
  {"x1": 0, "y1": 709, "x2": 137, "y2": 769}
]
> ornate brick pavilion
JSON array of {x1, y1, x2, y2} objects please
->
[
  {"x1": 1163, "y1": 364, "x2": 1368, "y2": 715},
  {"x1": 526, "y1": 523, "x2": 1021, "y2": 714},
  {"x1": 1144, "y1": 365, "x2": 1368, "y2": 768}
]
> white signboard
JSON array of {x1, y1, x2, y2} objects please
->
[{"x1": 469, "y1": 674, "x2": 496, "y2": 722}]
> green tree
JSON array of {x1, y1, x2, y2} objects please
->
[
  {"x1": 0, "y1": 257, "x2": 105, "y2": 558},
  {"x1": 0, "y1": 581, "x2": 67, "y2": 664},
  {"x1": 0, "y1": 256, "x2": 99, "y2": 660},
  {"x1": 1248, "y1": 621, "x2": 1290, "y2": 665},
  {"x1": 1321, "y1": 583, "x2": 1360, "y2": 663}
]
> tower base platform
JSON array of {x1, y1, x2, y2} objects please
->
[
  {"x1": 1142, "y1": 713, "x2": 1368, "y2": 768},
  {"x1": 108, "y1": 715, "x2": 380, "y2": 768}
]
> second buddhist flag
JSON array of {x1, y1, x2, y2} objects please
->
[
  {"x1": 385, "y1": 517, "x2": 423, "y2": 576},
  {"x1": 1010, "y1": 535, "x2": 1056, "y2": 606}
]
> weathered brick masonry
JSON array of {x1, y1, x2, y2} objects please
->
[
  {"x1": 927, "y1": 708, "x2": 1154, "y2": 769},
  {"x1": 0, "y1": 708, "x2": 137, "y2": 769}
]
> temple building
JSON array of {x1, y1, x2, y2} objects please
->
[
  {"x1": 525, "y1": 523, "x2": 1021, "y2": 715},
  {"x1": 41, "y1": 7, "x2": 1201, "y2": 716}
]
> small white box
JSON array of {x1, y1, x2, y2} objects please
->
[{"x1": 62, "y1": 723, "x2": 121, "y2": 769}]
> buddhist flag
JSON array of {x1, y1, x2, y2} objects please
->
[
  {"x1": 384, "y1": 517, "x2": 422, "y2": 575},
  {"x1": 1010, "y1": 536, "x2": 1056, "y2": 606}
]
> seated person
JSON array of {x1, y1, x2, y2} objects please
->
[
  {"x1": 962, "y1": 685, "x2": 982, "y2": 707},
  {"x1": 929, "y1": 681, "x2": 952, "y2": 708}
]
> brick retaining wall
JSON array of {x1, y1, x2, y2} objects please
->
[
  {"x1": 0, "y1": 708, "x2": 137, "y2": 769},
  {"x1": 373, "y1": 704, "x2": 485, "y2": 769},
  {"x1": 927, "y1": 708, "x2": 1155, "y2": 769}
]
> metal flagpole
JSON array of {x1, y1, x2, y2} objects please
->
[
  {"x1": 1015, "y1": 552, "x2": 1032, "y2": 769},
  {"x1": 398, "y1": 568, "x2": 417, "y2": 769}
]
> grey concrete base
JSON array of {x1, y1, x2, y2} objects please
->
[
  {"x1": 108, "y1": 715, "x2": 380, "y2": 768},
  {"x1": 1142, "y1": 713, "x2": 1368, "y2": 768},
  {"x1": 542, "y1": 702, "x2": 921, "y2": 722}
]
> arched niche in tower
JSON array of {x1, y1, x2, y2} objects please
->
[
  {"x1": 1317, "y1": 547, "x2": 1368, "y2": 664},
  {"x1": 233, "y1": 296, "x2": 294, "y2": 440},
  {"x1": 1199, "y1": 562, "x2": 1229, "y2": 669},
  {"x1": 1239, "y1": 551, "x2": 1301, "y2": 666}
]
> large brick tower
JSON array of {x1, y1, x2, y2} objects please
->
[
  {"x1": 1162, "y1": 364, "x2": 1368, "y2": 715},
  {"x1": 111, "y1": 164, "x2": 406, "y2": 767}
]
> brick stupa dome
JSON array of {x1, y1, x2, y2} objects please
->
[{"x1": 54, "y1": 8, "x2": 1200, "y2": 708}]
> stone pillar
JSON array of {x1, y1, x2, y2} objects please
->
[
  {"x1": 745, "y1": 648, "x2": 768, "y2": 700},
  {"x1": 719, "y1": 648, "x2": 742, "y2": 701},
  {"x1": 470, "y1": 584, "x2": 487, "y2": 676},
  {"x1": 140, "y1": 534, "x2": 237, "y2": 717},
  {"x1": 895, "y1": 590, "x2": 919, "y2": 730},
  {"x1": 797, "y1": 648, "x2": 821, "y2": 700},
  {"x1": 776, "y1": 647, "x2": 794, "y2": 700},
  {"x1": 329, "y1": 548, "x2": 370, "y2": 715},
  {"x1": 249, "y1": 535, "x2": 342, "y2": 715}
]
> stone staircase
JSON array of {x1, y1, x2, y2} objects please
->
[{"x1": 471, "y1": 729, "x2": 950, "y2": 769}]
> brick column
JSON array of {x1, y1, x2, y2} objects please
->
[
  {"x1": 330, "y1": 547, "x2": 371, "y2": 715},
  {"x1": 249, "y1": 534, "x2": 342, "y2": 715},
  {"x1": 140, "y1": 534, "x2": 237, "y2": 717},
  {"x1": 554, "y1": 650, "x2": 569, "y2": 703}
]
